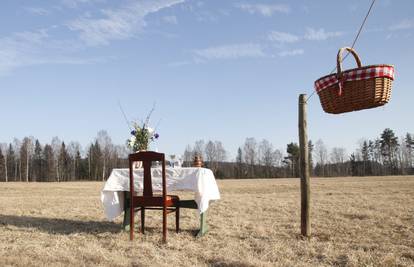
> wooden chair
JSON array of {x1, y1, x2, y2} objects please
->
[{"x1": 129, "y1": 151, "x2": 180, "y2": 243}]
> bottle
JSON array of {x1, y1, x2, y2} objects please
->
[{"x1": 193, "y1": 155, "x2": 203, "y2": 167}]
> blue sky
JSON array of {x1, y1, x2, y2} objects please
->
[{"x1": 1, "y1": 0, "x2": 413, "y2": 159}]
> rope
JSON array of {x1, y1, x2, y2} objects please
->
[{"x1": 305, "y1": 0, "x2": 377, "y2": 102}]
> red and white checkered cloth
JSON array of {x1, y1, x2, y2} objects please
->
[{"x1": 315, "y1": 65, "x2": 395, "y2": 93}]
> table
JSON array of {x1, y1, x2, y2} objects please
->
[{"x1": 101, "y1": 167, "x2": 220, "y2": 236}]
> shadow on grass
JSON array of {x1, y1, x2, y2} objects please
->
[
  {"x1": 0, "y1": 214, "x2": 120, "y2": 235},
  {"x1": 207, "y1": 258, "x2": 256, "y2": 267},
  {"x1": 128, "y1": 225, "x2": 200, "y2": 237}
]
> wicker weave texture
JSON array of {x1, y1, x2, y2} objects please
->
[{"x1": 318, "y1": 76, "x2": 393, "y2": 114}]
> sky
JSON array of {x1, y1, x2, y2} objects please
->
[{"x1": 1, "y1": 0, "x2": 413, "y2": 159}]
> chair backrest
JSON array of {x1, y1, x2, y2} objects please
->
[{"x1": 129, "y1": 151, "x2": 166, "y2": 198}]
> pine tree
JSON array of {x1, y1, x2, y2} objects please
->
[
  {"x1": 0, "y1": 148, "x2": 5, "y2": 181},
  {"x1": 380, "y1": 128, "x2": 399, "y2": 174},
  {"x1": 285, "y1": 142, "x2": 300, "y2": 177},
  {"x1": 405, "y1": 133, "x2": 413, "y2": 169},
  {"x1": 33, "y1": 140, "x2": 42, "y2": 181},
  {"x1": 59, "y1": 142, "x2": 70, "y2": 181},
  {"x1": 43, "y1": 144, "x2": 54, "y2": 182},
  {"x1": 7, "y1": 144, "x2": 15, "y2": 181},
  {"x1": 75, "y1": 149, "x2": 82, "y2": 180},
  {"x1": 235, "y1": 147, "x2": 243, "y2": 178}
]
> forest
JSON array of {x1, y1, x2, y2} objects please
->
[{"x1": 0, "y1": 128, "x2": 413, "y2": 181}]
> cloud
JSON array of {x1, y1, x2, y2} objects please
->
[
  {"x1": 61, "y1": 0, "x2": 103, "y2": 8},
  {"x1": 304, "y1": 27, "x2": 343, "y2": 41},
  {"x1": 268, "y1": 28, "x2": 342, "y2": 45},
  {"x1": 67, "y1": 0, "x2": 185, "y2": 46},
  {"x1": 24, "y1": 7, "x2": 50, "y2": 16},
  {"x1": 278, "y1": 49, "x2": 304, "y2": 57},
  {"x1": 193, "y1": 43, "x2": 265, "y2": 60},
  {"x1": 0, "y1": 29, "x2": 107, "y2": 75},
  {"x1": 268, "y1": 31, "x2": 300, "y2": 43},
  {"x1": 162, "y1": 15, "x2": 178, "y2": 24},
  {"x1": 236, "y1": 3, "x2": 290, "y2": 16},
  {"x1": 389, "y1": 19, "x2": 414, "y2": 31}
]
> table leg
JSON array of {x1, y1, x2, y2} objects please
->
[
  {"x1": 123, "y1": 191, "x2": 130, "y2": 231},
  {"x1": 197, "y1": 211, "x2": 208, "y2": 237}
]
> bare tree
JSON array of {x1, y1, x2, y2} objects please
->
[
  {"x1": 330, "y1": 147, "x2": 347, "y2": 176},
  {"x1": 243, "y1": 137, "x2": 257, "y2": 177},
  {"x1": 215, "y1": 141, "x2": 226, "y2": 162},
  {"x1": 314, "y1": 139, "x2": 328, "y2": 176},
  {"x1": 193, "y1": 140, "x2": 205, "y2": 159},
  {"x1": 205, "y1": 141, "x2": 216, "y2": 164},
  {"x1": 13, "y1": 138, "x2": 21, "y2": 181},
  {"x1": 258, "y1": 139, "x2": 275, "y2": 177},
  {"x1": 330, "y1": 147, "x2": 347, "y2": 164},
  {"x1": 204, "y1": 140, "x2": 227, "y2": 172},
  {"x1": 183, "y1": 145, "x2": 194, "y2": 166},
  {"x1": 97, "y1": 130, "x2": 113, "y2": 181},
  {"x1": 67, "y1": 141, "x2": 81, "y2": 180},
  {"x1": 20, "y1": 137, "x2": 34, "y2": 182},
  {"x1": 51, "y1": 136, "x2": 62, "y2": 182},
  {"x1": 273, "y1": 149, "x2": 283, "y2": 167}
]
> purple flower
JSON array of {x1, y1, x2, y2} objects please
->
[
  {"x1": 131, "y1": 130, "x2": 136, "y2": 135},
  {"x1": 154, "y1": 133, "x2": 159, "y2": 139}
]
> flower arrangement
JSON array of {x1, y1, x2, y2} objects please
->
[{"x1": 127, "y1": 111, "x2": 159, "y2": 152}]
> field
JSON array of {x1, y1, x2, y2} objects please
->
[{"x1": 1, "y1": 176, "x2": 413, "y2": 267}]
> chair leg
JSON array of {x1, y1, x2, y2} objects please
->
[
  {"x1": 163, "y1": 205, "x2": 167, "y2": 243},
  {"x1": 141, "y1": 207, "x2": 145, "y2": 234},
  {"x1": 176, "y1": 206, "x2": 180, "y2": 233},
  {"x1": 130, "y1": 199, "x2": 134, "y2": 241}
]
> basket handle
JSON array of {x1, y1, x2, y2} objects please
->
[
  {"x1": 336, "y1": 47, "x2": 362, "y2": 95},
  {"x1": 337, "y1": 47, "x2": 362, "y2": 76}
]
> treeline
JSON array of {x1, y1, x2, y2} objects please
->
[
  {"x1": 0, "y1": 128, "x2": 413, "y2": 181},
  {"x1": 183, "y1": 128, "x2": 414, "y2": 178},
  {"x1": 0, "y1": 131, "x2": 128, "y2": 182}
]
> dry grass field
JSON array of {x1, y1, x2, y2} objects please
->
[{"x1": 1, "y1": 176, "x2": 413, "y2": 267}]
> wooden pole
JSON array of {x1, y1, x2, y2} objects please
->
[{"x1": 299, "y1": 94, "x2": 310, "y2": 237}]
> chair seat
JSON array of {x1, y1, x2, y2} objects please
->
[{"x1": 132, "y1": 194, "x2": 180, "y2": 207}]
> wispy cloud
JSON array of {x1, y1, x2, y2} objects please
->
[
  {"x1": 268, "y1": 28, "x2": 343, "y2": 45},
  {"x1": 67, "y1": 0, "x2": 185, "y2": 46},
  {"x1": 162, "y1": 15, "x2": 178, "y2": 24},
  {"x1": 61, "y1": 0, "x2": 103, "y2": 9},
  {"x1": 389, "y1": 19, "x2": 414, "y2": 31},
  {"x1": 278, "y1": 49, "x2": 304, "y2": 57},
  {"x1": 193, "y1": 43, "x2": 265, "y2": 61},
  {"x1": 268, "y1": 31, "x2": 300, "y2": 43},
  {"x1": 24, "y1": 7, "x2": 50, "y2": 16},
  {"x1": 0, "y1": 29, "x2": 107, "y2": 75},
  {"x1": 236, "y1": 3, "x2": 290, "y2": 17},
  {"x1": 304, "y1": 27, "x2": 343, "y2": 41}
]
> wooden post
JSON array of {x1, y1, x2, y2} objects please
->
[{"x1": 298, "y1": 94, "x2": 310, "y2": 237}]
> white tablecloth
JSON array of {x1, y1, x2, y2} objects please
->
[{"x1": 101, "y1": 167, "x2": 221, "y2": 220}]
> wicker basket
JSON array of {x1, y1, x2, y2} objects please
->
[{"x1": 315, "y1": 47, "x2": 394, "y2": 114}]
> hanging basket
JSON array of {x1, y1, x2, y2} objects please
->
[{"x1": 314, "y1": 47, "x2": 395, "y2": 114}]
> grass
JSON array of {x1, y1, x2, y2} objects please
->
[{"x1": 1, "y1": 176, "x2": 413, "y2": 266}]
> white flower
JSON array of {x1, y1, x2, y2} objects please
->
[
  {"x1": 130, "y1": 136, "x2": 136, "y2": 143},
  {"x1": 146, "y1": 127, "x2": 154, "y2": 135}
]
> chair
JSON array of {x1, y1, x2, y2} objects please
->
[{"x1": 129, "y1": 151, "x2": 180, "y2": 243}]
